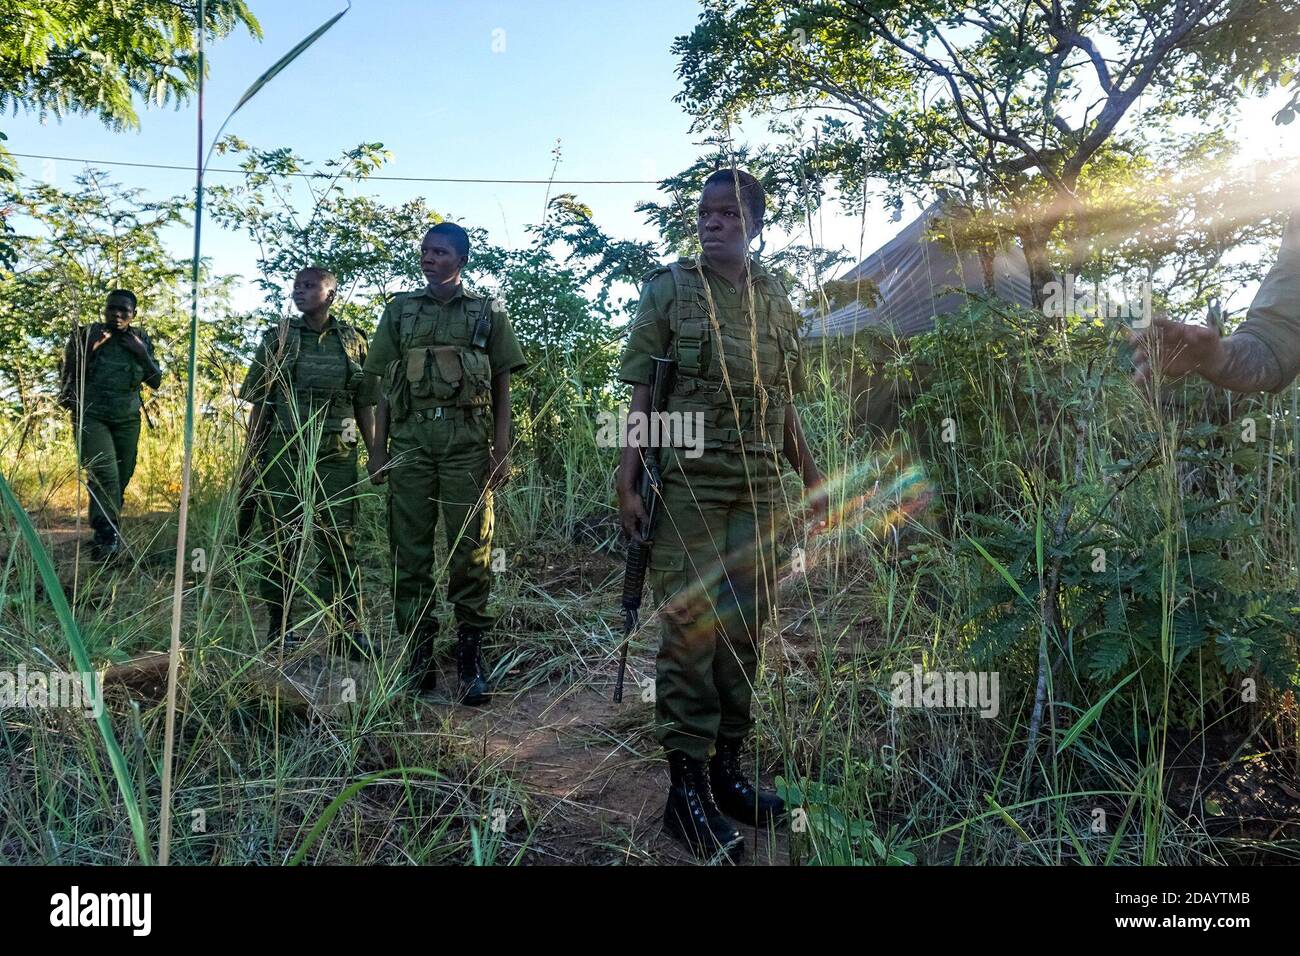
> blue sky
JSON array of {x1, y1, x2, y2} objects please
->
[
  {"x1": 5, "y1": 0, "x2": 1299, "y2": 317},
  {"x1": 8, "y1": 0, "x2": 784, "y2": 310}
]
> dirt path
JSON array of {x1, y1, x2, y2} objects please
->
[
  {"x1": 25, "y1": 510, "x2": 792, "y2": 864},
  {"x1": 447, "y1": 661, "x2": 792, "y2": 866}
]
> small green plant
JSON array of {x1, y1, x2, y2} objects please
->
[{"x1": 777, "y1": 776, "x2": 916, "y2": 866}]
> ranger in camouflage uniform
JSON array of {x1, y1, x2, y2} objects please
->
[
  {"x1": 59, "y1": 289, "x2": 163, "y2": 560},
  {"x1": 617, "y1": 170, "x2": 827, "y2": 861},
  {"x1": 240, "y1": 267, "x2": 378, "y2": 653},
  {"x1": 365, "y1": 223, "x2": 526, "y2": 705}
]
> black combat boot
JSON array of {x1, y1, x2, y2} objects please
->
[
  {"x1": 663, "y1": 750, "x2": 744, "y2": 862},
  {"x1": 338, "y1": 629, "x2": 374, "y2": 663},
  {"x1": 456, "y1": 626, "x2": 490, "y2": 706},
  {"x1": 407, "y1": 626, "x2": 437, "y2": 694},
  {"x1": 90, "y1": 521, "x2": 120, "y2": 561},
  {"x1": 335, "y1": 607, "x2": 373, "y2": 662},
  {"x1": 710, "y1": 737, "x2": 786, "y2": 827},
  {"x1": 266, "y1": 603, "x2": 301, "y2": 653}
]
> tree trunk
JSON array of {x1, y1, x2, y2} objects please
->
[{"x1": 1020, "y1": 225, "x2": 1055, "y2": 312}]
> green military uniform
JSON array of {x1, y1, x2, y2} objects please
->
[
  {"x1": 60, "y1": 323, "x2": 162, "y2": 548},
  {"x1": 240, "y1": 315, "x2": 377, "y2": 632},
  {"x1": 1236, "y1": 211, "x2": 1300, "y2": 390},
  {"x1": 365, "y1": 285, "x2": 526, "y2": 635},
  {"x1": 620, "y1": 258, "x2": 804, "y2": 761}
]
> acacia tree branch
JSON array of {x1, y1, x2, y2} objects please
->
[
  {"x1": 1062, "y1": 1, "x2": 1228, "y2": 183},
  {"x1": 842, "y1": 0, "x2": 1066, "y2": 190}
]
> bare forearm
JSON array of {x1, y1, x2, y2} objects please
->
[
  {"x1": 354, "y1": 405, "x2": 376, "y2": 455},
  {"x1": 1206, "y1": 333, "x2": 1284, "y2": 394},
  {"x1": 491, "y1": 372, "x2": 511, "y2": 450},
  {"x1": 617, "y1": 383, "x2": 653, "y2": 495},
  {"x1": 374, "y1": 396, "x2": 390, "y2": 451},
  {"x1": 782, "y1": 405, "x2": 821, "y2": 482}
]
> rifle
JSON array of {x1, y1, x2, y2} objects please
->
[
  {"x1": 139, "y1": 389, "x2": 155, "y2": 430},
  {"x1": 614, "y1": 355, "x2": 675, "y2": 703}
]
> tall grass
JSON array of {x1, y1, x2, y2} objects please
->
[{"x1": 3, "y1": 293, "x2": 1298, "y2": 864}]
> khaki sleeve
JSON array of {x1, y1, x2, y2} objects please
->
[
  {"x1": 363, "y1": 301, "x2": 401, "y2": 376},
  {"x1": 239, "y1": 337, "x2": 272, "y2": 404},
  {"x1": 618, "y1": 271, "x2": 674, "y2": 386},
  {"x1": 1235, "y1": 211, "x2": 1300, "y2": 391},
  {"x1": 487, "y1": 302, "x2": 527, "y2": 376},
  {"x1": 351, "y1": 335, "x2": 379, "y2": 408}
]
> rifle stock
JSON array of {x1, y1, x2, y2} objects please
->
[{"x1": 614, "y1": 356, "x2": 675, "y2": 703}]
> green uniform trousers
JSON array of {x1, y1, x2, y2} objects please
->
[
  {"x1": 648, "y1": 452, "x2": 781, "y2": 761},
  {"x1": 76, "y1": 413, "x2": 141, "y2": 540},
  {"x1": 387, "y1": 406, "x2": 495, "y2": 634},
  {"x1": 255, "y1": 430, "x2": 362, "y2": 629}
]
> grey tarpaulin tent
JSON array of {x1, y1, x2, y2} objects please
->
[
  {"x1": 799, "y1": 200, "x2": 1037, "y2": 432},
  {"x1": 801, "y1": 200, "x2": 1036, "y2": 342}
]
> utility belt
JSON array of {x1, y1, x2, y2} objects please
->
[
  {"x1": 407, "y1": 404, "x2": 486, "y2": 423},
  {"x1": 671, "y1": 372, "x2": 789, "y2": 403},
  {"x1": 666, "y1": 376, "x2": 789, "y2": 454},
  {"x1": 386, "y1": 343, "x2": 492, "y2": 422},
  {"x1": 270, "y1": 387, "x2": 350, "y2": 432}
]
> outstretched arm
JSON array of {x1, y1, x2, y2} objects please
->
[
  {"x1": 1131, "y1": 319, "x2": 1283, "y2": 394},
  {"x1": 783, "y1": 404, "x2": 827, "y2": 530}
]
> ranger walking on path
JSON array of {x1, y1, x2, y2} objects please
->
[
  {"x1": 239, "y1": 267, "x2": 378, "y2": 654},
  {"x1": 365, "y1": 223, "x2": 526, "y2": 705},
  {"x1": 59, "y1": 289, "x2": 163, "y2": 560},
  {"x1": 617, "y1": 169, "x2": 827, "y2": 861}
]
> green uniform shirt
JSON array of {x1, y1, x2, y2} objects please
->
[
  {"x1": 1236, "y1": 211, "x2": 1300, "y2": 392},
  {"x1": 619, "y1": 258, "x2": 805, "y2": 394},
  {"x1": 364, "y1": 284, "x2": 527, "y2": 383},
  {"x1": 619, "y1": 258, "x2": 803, "y2": 499},
  {"x1": 239, "y1": 314, "x2": 378, "y2": 409},
  {"x1": 61, "y1": 323, "x2": 163, "y2": 422}
]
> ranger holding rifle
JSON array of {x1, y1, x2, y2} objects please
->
[
  {"x1": 616, "y1": 169, "x2": 827, "y2": 862},
  {"x1": 239, "y1": 266, "x2": 378, "y2": 655},
  {"x1": 58, "y1": 289, "x2": 163, "y2": 560}
]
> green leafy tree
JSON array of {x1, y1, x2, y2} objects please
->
[
  {"x1": 671, "y1": 0, "x2": 1300, "y2": 303},
  {"x1": 206, "y1": 138, "x2": 432, "y2": 332},
  {"x1": 0, "y1": 0, "x2": 261, "y2": 130},
  {"x1": 0, "y1": 0, "x2": 261, "y2": 267},
  {"x1": 0, "y1": 171, "x2": 236, "y2": 418}
]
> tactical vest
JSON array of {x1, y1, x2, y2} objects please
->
[
  {"x1": 82, "y1": 324, "x2": 149, "y2": 419},
  {"x1": 657, "y1": 259, "x2": 801, "y2": 455},
  {"x1": 384, "y1": 290, "x2": 494, "y2": 419},
  {"x1": 263, "y1": 319, "x2": 367, "y2": 434}
]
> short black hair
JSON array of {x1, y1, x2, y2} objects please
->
[
  {"x1": 703, "y1": 168, "x2": 765, "y2": 229},
  {"x1": 106, "y1": 289, "x2": 137, "y2": 309},
  {"x1": 426, "y1": 222, "x2": 470, "y2": 259},
  {"x1": 297, "y1": 266, "x2": 338, "y2": 291}
]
